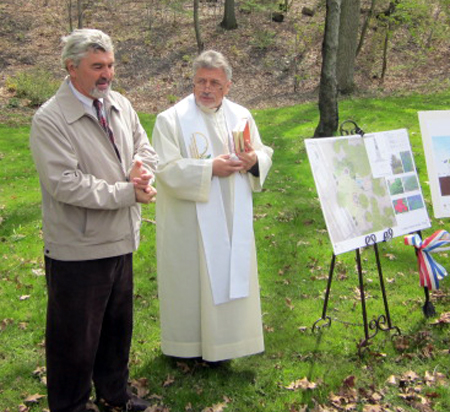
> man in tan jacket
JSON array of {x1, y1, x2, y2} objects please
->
[{"x1": 30, "y1": 29, "x2": 158, "y2": 412}]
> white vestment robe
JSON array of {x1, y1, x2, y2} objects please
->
[{"x1": 152, "y1": 94, "x2": 273, "y2": 361}]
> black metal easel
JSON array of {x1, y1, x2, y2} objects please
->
[
  {"x1": 311, "y1": 121, "x2": 401, "y2": 356},
  {"x1": 312, "y1": 231, "x2": 401, "y2": 356}
]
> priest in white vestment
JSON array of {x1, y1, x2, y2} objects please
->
[{"x1": 152, "y1": 50, "x2": 273, "y2": 362}]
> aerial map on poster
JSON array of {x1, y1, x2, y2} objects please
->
[
  {"x1": 418, "y1": 110, "x2": 450, "y2": 218},
  {"x1": 305, "y1": 129, "x2": 431, "y2": 255}
]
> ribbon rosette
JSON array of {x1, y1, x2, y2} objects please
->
[{"x1": 404, "y1": 230, "x2": 450, "y2": 290}]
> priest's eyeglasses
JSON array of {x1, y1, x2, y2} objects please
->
[{"x1": 193, "y1": 78, "x2": 224, "y2": 91}]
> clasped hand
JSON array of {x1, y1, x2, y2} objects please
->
[
  {"x1": 212, "y1": 141, "x2": 257, "y2": 177},
  {"x1": 129, "y1": 159, "x2": 157, "y2": 204}
]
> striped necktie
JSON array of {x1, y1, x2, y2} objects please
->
[{"x1": 93, "y1": 99, "x2": 121, "y2": 161}]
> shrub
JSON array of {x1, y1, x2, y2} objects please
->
[{"x1": 6, "y1": 69, "x2": 59, "y2": 107}]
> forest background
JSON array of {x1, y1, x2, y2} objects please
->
[
  {"x1": 2, "y1": 0, "x2": 450, "y2": 411},
  {"x1": 1, "y1": 0, "x2": 450, "y2": 120}
]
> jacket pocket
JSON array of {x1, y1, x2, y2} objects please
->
[{"x1": 83, "y1": 208, "x2": 130, "y2": 246}]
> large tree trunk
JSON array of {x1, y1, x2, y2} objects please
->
[
  {"x1": 314, "y1": 0, "x2": 341, "y2": 138},
  {"x1": 194, "y1": 0, "x2": 204, "y2": 52},
  {"x1": 220, "y1": 0, "x2": 238, "y2": 30},
  {"x1": 336, "y1": 0, "x2": 360, "y2": 94}
]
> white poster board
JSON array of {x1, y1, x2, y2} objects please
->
[
  {"x1": 305, "y1": 129, "x2": 431, "y2": 255},
  {"x1": 418, "y1": 110, "x2": 450, "y2": 218}
]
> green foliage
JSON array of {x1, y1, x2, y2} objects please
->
[
  {"x1": 250, "y1": 29, "x2": 276, "y2": 50},
  {"x1": 166, "y1": 94, "x2": 179, "y2": 104},
  {"x1": 6, "y1": 69, "x2": 59, "y2": 107},
  {"x1": 239, "y1": 0, "x2": 278, "y2": 14},
  {"x1": 2, "y1": 90, "x2": 450, "y2": 410},
  {"x1": 6, "y1": 98, "x2": 21, "y2": 109}
]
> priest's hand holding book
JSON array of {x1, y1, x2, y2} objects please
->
[
  {"x1": 232, "y1": 117, "x2": 258, "y2": 173},
  {"x1": 236, "y1": 140, "x2": 257, "y2": 172}
]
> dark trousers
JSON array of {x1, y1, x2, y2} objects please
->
[{"x1": 45, "y1": 254, "x2": 134, "y2": 412}]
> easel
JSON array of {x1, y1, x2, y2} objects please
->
[
  {"x1": 311, "y1": 120, "x2": 401, "y2": 356},
  {"x1": 312, "y1": 232, "x2": 401, "y2": 356}
]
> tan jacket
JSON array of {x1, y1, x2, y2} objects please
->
[{"x1": 30, "y1": 79, "x2": 158, "y2": 261}]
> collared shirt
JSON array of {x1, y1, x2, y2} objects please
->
[{"x1": 68, "y1": 79, "x2": 104, "y2": 119}]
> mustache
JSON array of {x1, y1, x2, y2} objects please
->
[{"x1": 96, "y1": 77, "x2": 111, "y2": 86}]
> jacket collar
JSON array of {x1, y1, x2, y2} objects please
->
[{"x1": 55, "y1": 77, "x2": 120, "y2": 125}]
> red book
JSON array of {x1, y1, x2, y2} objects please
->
[{"x1": 232, "y1": 118, "x2": 251, "y2": 153}]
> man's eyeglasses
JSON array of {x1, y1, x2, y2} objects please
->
[{"x1": 194, "y1": 78, "x2": 224, "y2": 91}]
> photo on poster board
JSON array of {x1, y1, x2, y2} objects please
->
[
  {"x1": 305, "y1": 129, "x2": 431, "y2": 255},
  {"x1": 418, "y1": 110, "x2": 450, "y2": 218}
]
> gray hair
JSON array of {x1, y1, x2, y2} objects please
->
[
  {"x1": 193, "y1": 50, "x2": 232, "y2": 81},
  {"x1": 61, "y1": 28, "x2": 114, "y2": 71}
]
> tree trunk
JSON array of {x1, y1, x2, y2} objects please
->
[
  {"x1": 380, "y1": 22, "x2": 391, "y2": 81},
  {"x1": 194, "y1": 0, "x2": 204, "y2": 52},
  {"x1": 337, "y1": 0, "x2": 360, "y2": 94},
  {"x1": 356, "y1": 0, "x2": 376, "y2": 57},
  {"x1": 220, "y1": 0, "x2": 238, "y2": 30},
  {"x1": 314, "y1": 0, "x2": 341, "y2": 138},
  {"x1": 68, "y1": 0, "x2": 73, "y2": 32},
  {"x1": 77, "y1": 0, "x2": 83, "y2": 29}
]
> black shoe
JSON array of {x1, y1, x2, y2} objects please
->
[
  {"x1": 96, "y1": 395, "x2": 150, "y2": 412},
  {"x1": 124, "y1": 395, "x2": 151, "y2": 412}
]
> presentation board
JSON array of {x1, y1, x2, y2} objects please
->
[
  {"x1": 305, "y1": 129, "x2": 431, "y2": 255},
  {"x1": 418, "y1": 110, "x2": 450, "y2": 218}
]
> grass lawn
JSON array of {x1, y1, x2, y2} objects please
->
[{"x1": 1, "y1": 91, "x2": 450, "y2": 411}]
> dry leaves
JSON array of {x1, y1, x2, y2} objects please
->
[
  {"x1": 130, "y1": 378, "x2": 150, "y2": 398},
  {"x1": 31, "y1": 268, "x2": 45, "y2": 276},
  {"x1": 23, "y1": 393, "x2": 45, "y2": 404},
  {"x1": 162, "y1": 375, "x2": 175, "y2": 388},
  {"x1": 430, "y1": 312, "x2": 450, "y2": 325},
  {"x1": 32, "y1": 366, "x2": 47, "y2": 385},
  {"x1": 1, "y1": 318, "x2": 14, "y2": 331},
  {"x1": 285, "y1": 377, "x2": 318, "y2": 391},
  {"x1": 201, "y1": 396, "x2": 231, "y2": 412},
  {"x1": 285, "y1": 297, "x2": 295, "y2": 310}
]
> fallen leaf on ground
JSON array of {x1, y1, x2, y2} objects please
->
[
  {"x1": 130, "y1": 378, "x2": 149, "y2": 398},
  {"x1": 285, "y1": 297, "x2": 295, "y2": 310},
  {"x1": 24, "y1": 394, "x2": 45, "y2": 404},
  {"x1": 163, "y1": 375, "x2": 175, "y2": 387},
  {"x1": 1, "y1": 318, "x2": 14, "y2": 331},
  {"x1": 386, "y1": 375, "x2": 397, "y2": 385},
  {"x1": 285, "y1": 377, "x2": 318, "y2": 390},
  {"x1": 402, "y1": 371, "x2": 420, "y2": 382},
  {"x1": 343, "y1": 375, "x2": 356, "y2": 388},
  {"x1": 430, "y1": 312, "x2": 450, "y2": 325},
  {"x1": 362, "y1": 405, "x2": 383, "y2": 412},
  {"x1": 32, "y1": 268, "x2": 45, "y2": 276}
]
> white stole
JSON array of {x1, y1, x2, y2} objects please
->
[{"x1": 175, "y1": 94, "x2": 253, "y2": 305}]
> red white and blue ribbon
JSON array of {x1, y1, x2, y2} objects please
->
[{"x1": 404, "y1": 230, "x2": 450, "y2": 290}]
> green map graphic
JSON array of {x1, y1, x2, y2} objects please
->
[
  {"x1": 308, "y1": 138, "x2": 396, "y2": 246},
  {"x1": 333, "y1": 139, "x2": 396, "y2": 234}
]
